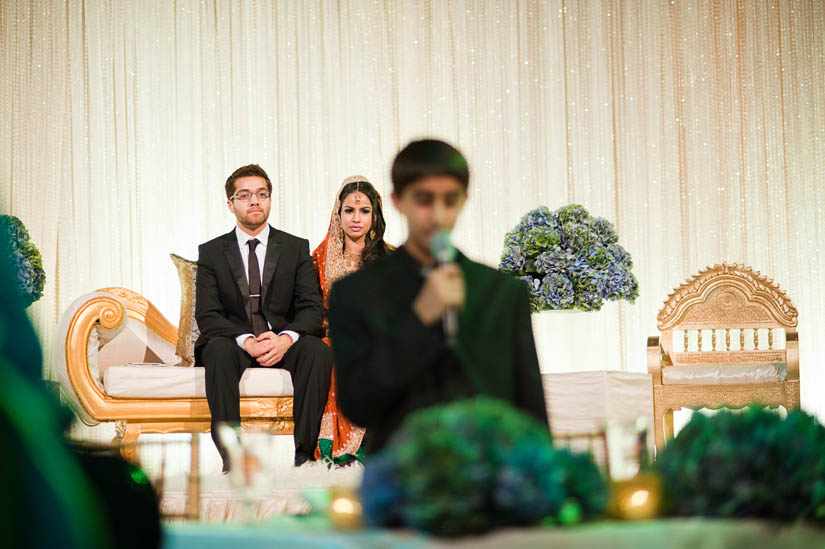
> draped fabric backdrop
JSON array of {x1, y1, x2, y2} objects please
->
[{"x1": 2, "y1": 1, "x2": 824, "y2": 424}]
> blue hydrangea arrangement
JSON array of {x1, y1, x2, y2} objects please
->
[
  {"x1": 499, "y1": 204, "x2": 639, "y2": 312},
  {"x1": 655, "y1": 406, "x2": 825, "y2": 522},
  {"x1": 360, "y1": 398, "x2": 608, "y2": 536},
  {"x1": 1, "y1": 215, "x2": 46, "y2": 307}
]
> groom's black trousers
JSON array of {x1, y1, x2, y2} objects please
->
[{"x1": 200, "y1": 335, "x2": 332, "y2": 460}]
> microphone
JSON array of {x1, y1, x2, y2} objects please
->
[{"x1": 430, "y1": 229, "x2": 458, "y2": 345}]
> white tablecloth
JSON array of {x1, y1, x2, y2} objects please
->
[{"x1": 542, "y1": 370, "x2": 654, "y2": 463}]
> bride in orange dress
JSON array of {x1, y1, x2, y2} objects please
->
[{"x1": 312, "y1": 176, "x2": 392, "y2": 465}]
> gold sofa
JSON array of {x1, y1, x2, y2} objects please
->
[
  {"x1": 647, "y1": 263, "x2": 800, "y2": 453},
  {"x1": 56, "y1": 287, "x2": 294, "y2": 459}
]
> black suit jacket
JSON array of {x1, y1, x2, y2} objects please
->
[
  {"x1": 328, "y1": 246, "x2": 548, "y2": 452},
  {"x1": 194, "y1": 225, "x2": 324, "y2": 363}
]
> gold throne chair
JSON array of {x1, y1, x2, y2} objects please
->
[
  {"x1": 55, "y1": 287, "x2": 294, "y2": 459},
  {"x1": 647, "y1": 263, "x2": 800, "y2": 453}
]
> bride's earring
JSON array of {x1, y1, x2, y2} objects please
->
[{"x1": 369, "y1": 228, "x2": 376, "y2": 239}]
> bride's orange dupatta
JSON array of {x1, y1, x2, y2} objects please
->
[{"x1": 311, "y1": 179, "x2": 369, "y2": 463}]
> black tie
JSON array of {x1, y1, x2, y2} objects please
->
[{"x1": 247, "y1": 239, "x2": 269, "y2": 336}]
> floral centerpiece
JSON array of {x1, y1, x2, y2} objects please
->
[
  {"x1": 360, "y1": 398, "x2": 607, "y2": 536},
  {"x1": 654, "y1": 406, "x2": 825, "y2": 522},
  {"x1": 499, "y1": 204, "x2": 639, "y2": 312},
  {"x1": 0, "y1": 215, "x2": 46, "y2": 307}
]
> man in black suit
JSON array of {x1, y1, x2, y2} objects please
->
[
  {"x1": 328, "y1": 140, "x2": 548, "y2": 453},
  {"x1": 195, "y1": 164, "x2": 332, "y2": 467}
]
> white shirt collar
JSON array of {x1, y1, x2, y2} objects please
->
[{"x1": 235, "y1": 224, "x2": 270, "y2": 250}]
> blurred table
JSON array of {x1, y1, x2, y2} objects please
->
[
  {"x1": 162, "y1": 518, "x2": 824, "y2": 549},
  {"x1": 542, "y1": 371, "x2": 654, "y2": 462}
]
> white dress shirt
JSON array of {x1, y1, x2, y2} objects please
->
[{"x1": 233, "y1": 225, "x2": 299, "y2": 349}]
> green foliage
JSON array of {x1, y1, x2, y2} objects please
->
[{"x1": 0, "y1": 215, "x2": 45, "y2": 307}]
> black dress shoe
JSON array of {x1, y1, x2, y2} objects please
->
[{"x1": 294, "y1": 450, "x2": 312, "y2": 467}]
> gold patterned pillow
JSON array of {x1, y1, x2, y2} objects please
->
[{"x1": 171, "y1": 254, "x2": 200, "y2": 366}]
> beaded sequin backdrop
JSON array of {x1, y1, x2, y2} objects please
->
[{"x1": 1, "y1": 1, "x2": 824, "y2": 416}]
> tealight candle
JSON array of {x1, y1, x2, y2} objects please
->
[
  {"x1": 329, "y1": 486, "x2": 363, "y2": 530},
  {"x1": 608, "y1": 473, "x2": 662, "y2": 520}
]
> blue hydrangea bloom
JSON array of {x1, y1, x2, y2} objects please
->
[
  {"x1": 500, "y1": 205, "x2": 639, "y2": 312},
  {"x1": 535, "y1": 250, "x2": 567, "y2": 274},
  {"x1": 539, "y1": 273, "x2": 575, "y2": 309},
  {"x1": 495, "y1": 442, "x2": 566, "y2": 521},
  {"x1": 360, "y1": 452, "x2": 405, "y2": 527},
  {"x1": 360, "y1": 398, "x2": 608, "y2": 536}
]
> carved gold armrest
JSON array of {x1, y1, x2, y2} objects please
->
[
  {"x1": 65, "y1": 293, "x2": 129, "y2": 417},
  {"x1": 65, "y1": 288, "x2": 178, "y2": 423},
  {"x1": 96, "y1": 287, "x2": 177, "y2": 344},
  {"x1": 647, "y1": 336, "x2": 663, "y2": 385}
]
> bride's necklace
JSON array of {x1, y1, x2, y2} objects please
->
[{"x1": 342, "y1": 243, "x2": 363, "y2": 269}]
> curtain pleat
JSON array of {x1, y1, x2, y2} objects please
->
[{"x1": 1, "y1": 0, "x2": 823, "y2": 424}]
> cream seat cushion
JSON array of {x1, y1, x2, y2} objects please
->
[
  {"x1": 103, "y1": 364, "x2": 294, "y2": 398},
  {"x1": 662, "y1": 363, "x2": 787, "y2": 385}
]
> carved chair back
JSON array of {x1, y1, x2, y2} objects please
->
[{"x1": 657, "y1": 263, "x2": 798, "y2": 371}]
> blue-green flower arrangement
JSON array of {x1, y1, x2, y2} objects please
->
[
  {"x1": 360, "y1": 398, "x2": 608, "y2": 536},
  {"x1": 0, "y1": 215, "x2": 46, "y2": 307},
  {"x1": 499, "y1": 204, "x2": 639, "y2": 312},
  {"x1": 655, "y1": 406, "x2": 825, "y2": 522}
]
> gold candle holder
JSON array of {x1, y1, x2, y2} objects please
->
[
  {"x1": 607, "y1": 472, "x2": 662, "y2": 521},
  {"x1": 329, "y1": 486, "x2": 363, "y2": 530}
]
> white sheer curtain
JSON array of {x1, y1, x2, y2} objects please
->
[{"x1": 2, "y1": 0, "x2": 824, "y2": 419}]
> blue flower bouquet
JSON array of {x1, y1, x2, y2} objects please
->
[
  {"x1": 1, "y1": 215, "x2": 46, "y2": 307},
  {"x1": 499, "y1": 205, "x2": 639, "y2": 312},
  {"x1": 655, "y1": 406, "x2": 825, "y2": 522},
  {"x1": 360, "y1": 398, "x2": 607, "y2": 536}
]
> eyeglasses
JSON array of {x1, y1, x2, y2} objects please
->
[{"x1": 230, "y1": 190, "x2": 271, "y2": 202}]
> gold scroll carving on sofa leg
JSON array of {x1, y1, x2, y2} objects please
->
[{"x1": 114, "y1": 420, "x2": 140, "y2": 462}]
